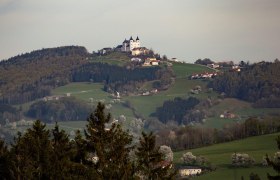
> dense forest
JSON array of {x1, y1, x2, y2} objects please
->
[
  {"x1": 26, "y1": 97, "x2": 91, "y2": 123},
  {"x1": 0, "y1": 104, "x2": 21, "y2": 125},
  {"x1": 210, "y1": 61, "x2": 280, "y2": 107},
  {"x1": 0, "y1": 103, "x2": 176, "y2": 179},
  {"x1": 0, "y1": 46, "x2": 89, "y2": 105},
  {"x1": 152, "y1": 97, "x2": 200, "y2": 124}
]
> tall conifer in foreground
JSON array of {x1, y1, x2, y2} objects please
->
[
  {"x1": 84, "y1": 102, "x2": 135, "y2": 179},
  {"x1": 10, "y1": 120, "x2": 52, "y2": 179},
  {"x1": 136, "y1": 132, "x2": 176, "y2": 179}
]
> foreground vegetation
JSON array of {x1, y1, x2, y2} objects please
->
[{"x1": 0, "y1": 103, "x2": 176, "y2": 179}]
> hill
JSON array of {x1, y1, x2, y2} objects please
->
[
  {"x1": 174, "y1": 133, "x2": 280, "y2": 179},
  {"x1": 0, "y1": 46, "x2": 89, "y2": 105}
]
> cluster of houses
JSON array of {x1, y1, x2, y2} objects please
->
[
  {"x1": 43, "y1": 93, "x2": 71, "y2": 101},
  {"x1": 4, "y1": 119, "x2": 34, "y2": 130},
  {"x1": 207, "y1": 63, "x2": 242, "y2": 72},
  {"x1": 190, "y1": 72, "x2": 218, "y2": 80},
  {"x1": 220, "y1": 111, "x2": 237, "y2": 119}
]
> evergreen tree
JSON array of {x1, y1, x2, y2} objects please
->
[
  {"x1": 49, "y1": 123, "x2": 73, "y2": 179},
  {"x1": 10, "y1": 120, "x2": 52, "y2": 179},
  {"x1": 84, "y1": 102, "x2": 135, "y2": 179},
  {"x1": 135, "y1": 132, "x2": 176, "y2": 179},
  {"x1": 0, "y1": 139, "x2": 12, "y2": 179}
]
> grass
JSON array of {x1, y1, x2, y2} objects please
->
[
  {"x1": 51, "y1": 63, "x2": 217, "y2": 120},
  {"x1": 174, "y1": 133, "x2": 280, "y2": 179},
  {"x1": 89, "y1": 52, "x2": 130, "y2": 66},
  {"x1": 52, "y1": 82, "x2": 111, "y2": 102},
  {"x1": 203, "y1": 98, "x2": 280, "y2": 129},
  {"x1": 123, "y1": 78, "x2": 218, "y2": 118},
  {"x1": 50, "y1": 63, "x2": 279, "y2": 130},
  {"x1": 172, "y1": 62, "x2": 215, "y2": 78}
]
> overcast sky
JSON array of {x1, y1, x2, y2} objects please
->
[{"x1": 0, "y1": 0, "x2": 280, "y2": 63}]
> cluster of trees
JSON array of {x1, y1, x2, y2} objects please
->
[
  {"x1": 181, "y1": 152, "x2": 213, "y2": 170},
  {"x1": 156, "y1": 117, "x2": 280, "y2": 151},
  {"x1": 0, "y1": 46, "x2": 89, "y2": 105},
  {"x1": 194, "y1": 58, "x2": 214, "y2": 65},
  {"x1": 25, "y1": 97, "x2": 92, "y2": 123},
  {"x1": 0, "y1": 104, "x2": 21, "y2": 125},
  {"x1": 231, "y1": 153, "x2": 255, "y2": 167},
  {"x1": 72, "y1": 62, "x2": 173, "y2": 94},
  {"x1": 152, "y1": 97, "x2": 200, "y2": 124},
  {"x1": 210, "y1": 61, "x2": 280, "y2": 107},
  {"x1": 0, "y1": 103, "x2": 176, "y2": 179}
]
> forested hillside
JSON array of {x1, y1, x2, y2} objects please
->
[
  {"x1": 0, "y1": 46, "x2": 89, "y2": 105},
  {"x1": 0, "y1": 48, "x2": 172, "y2": 105},
  {"x1": 210, "y1": 61, "x2": 280, "y2": 107},
  {"x1": 71, "y1": 62, "x2": 173, "y2": 94}
]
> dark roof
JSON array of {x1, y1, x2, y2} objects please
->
[
  {"x1": 116, "y1": 45, "x2": 122, "y2": 48},
  {"x1": 123, "y1": 39, "x2": 129, "y2": 43},
  {"x1": 136, "y1": 36, "x2": 139, "y2": 40},
  {"x1": 130, "y1": 36, "x2": 133, "y2": 40}
]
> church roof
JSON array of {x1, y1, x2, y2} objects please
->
[
  {"x1": 123, "y1": 39, "x2": 129, "y2": 43},
  {"x1": 129, "y1": 36, "x2": 133, "y2": 40},
  {"x1": 136, "y1": 36, "x2": 139, "y2": 40}
]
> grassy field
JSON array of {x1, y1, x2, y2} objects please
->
[
  {"x1": 203, "y1": 98, "x2": 280, "y2": 129},
  {"x1": 174, "y1": 133, "x2": 280, "y2": 179},
  {"x1": 171, "y1": 62, "x2": 215, "y2": 78},
  {"x1": 123, "y1": 78, "x2": 218, "y2": 118},
  {"x1": 89, "y1": 52, "x2": 130, "y2": 66}
]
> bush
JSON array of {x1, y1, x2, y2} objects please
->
[{"x1": 231, "y1": 153, "x2": 255, "y2": 167}]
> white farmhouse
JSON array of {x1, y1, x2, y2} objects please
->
[{"x1": 179, "y1": 167, "x2": 202, "y2": 177}]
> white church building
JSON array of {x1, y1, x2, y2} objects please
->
[{"x1": 121, "y1": 36, "x2": 141, "y2": 52}]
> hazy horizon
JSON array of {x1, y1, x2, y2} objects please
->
[{"x1": 1, "y1": 0, "x2": 280, "y2": 63}]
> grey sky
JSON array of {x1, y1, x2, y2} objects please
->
[{"x1": 0, "y1": 0, "x2": 280, "y2": 63}]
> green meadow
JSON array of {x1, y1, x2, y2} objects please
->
[{"x1": 174, "y1": 133, "x2": 280, "y2": 179}]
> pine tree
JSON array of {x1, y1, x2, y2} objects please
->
[
  {"x1": 84, "y1": 102, "x2": 135, "y2": 179},
  {"x1": 0, "y1": 139, "x2": 12, "y2": 179},
  {"x1": 135, "y1": 132, "x2": 176, "y2": 179},
  {"x1": 10, "y1": 120, "x2": 52, "y2": 179},
  {"x1": 49, "y1": 123, "x2": 73, "y2": 179}
]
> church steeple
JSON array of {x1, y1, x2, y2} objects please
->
[
  {"x1": 129, "y1": 36, "x2": 133, "y2": 41},
  {"x1": 136, "y1": 36, "x2": 139, "y2": 40}
]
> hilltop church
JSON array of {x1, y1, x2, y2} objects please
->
[{"x1": 121, "y1": 36, "x2": 141, "y2": 52}]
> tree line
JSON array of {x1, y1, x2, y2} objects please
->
[
  {"x1": 0, "y1": 103, "x2": 176, "y2": 179},
  {"x1": 210, "y1": 60, "x2": 280, "y2": 107},
  {"x1": 152, "y1": 97, "x2": 200, "y2": 124},
  {"x1": 72, "y1": 62, "x2": 173, "y2": 94},
  {"x1": 25, "y1": 97, "x2": 92, "y2": 123},
  {"x1": 156, "y1": 117, "x2": 280, "y2": 151}
]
